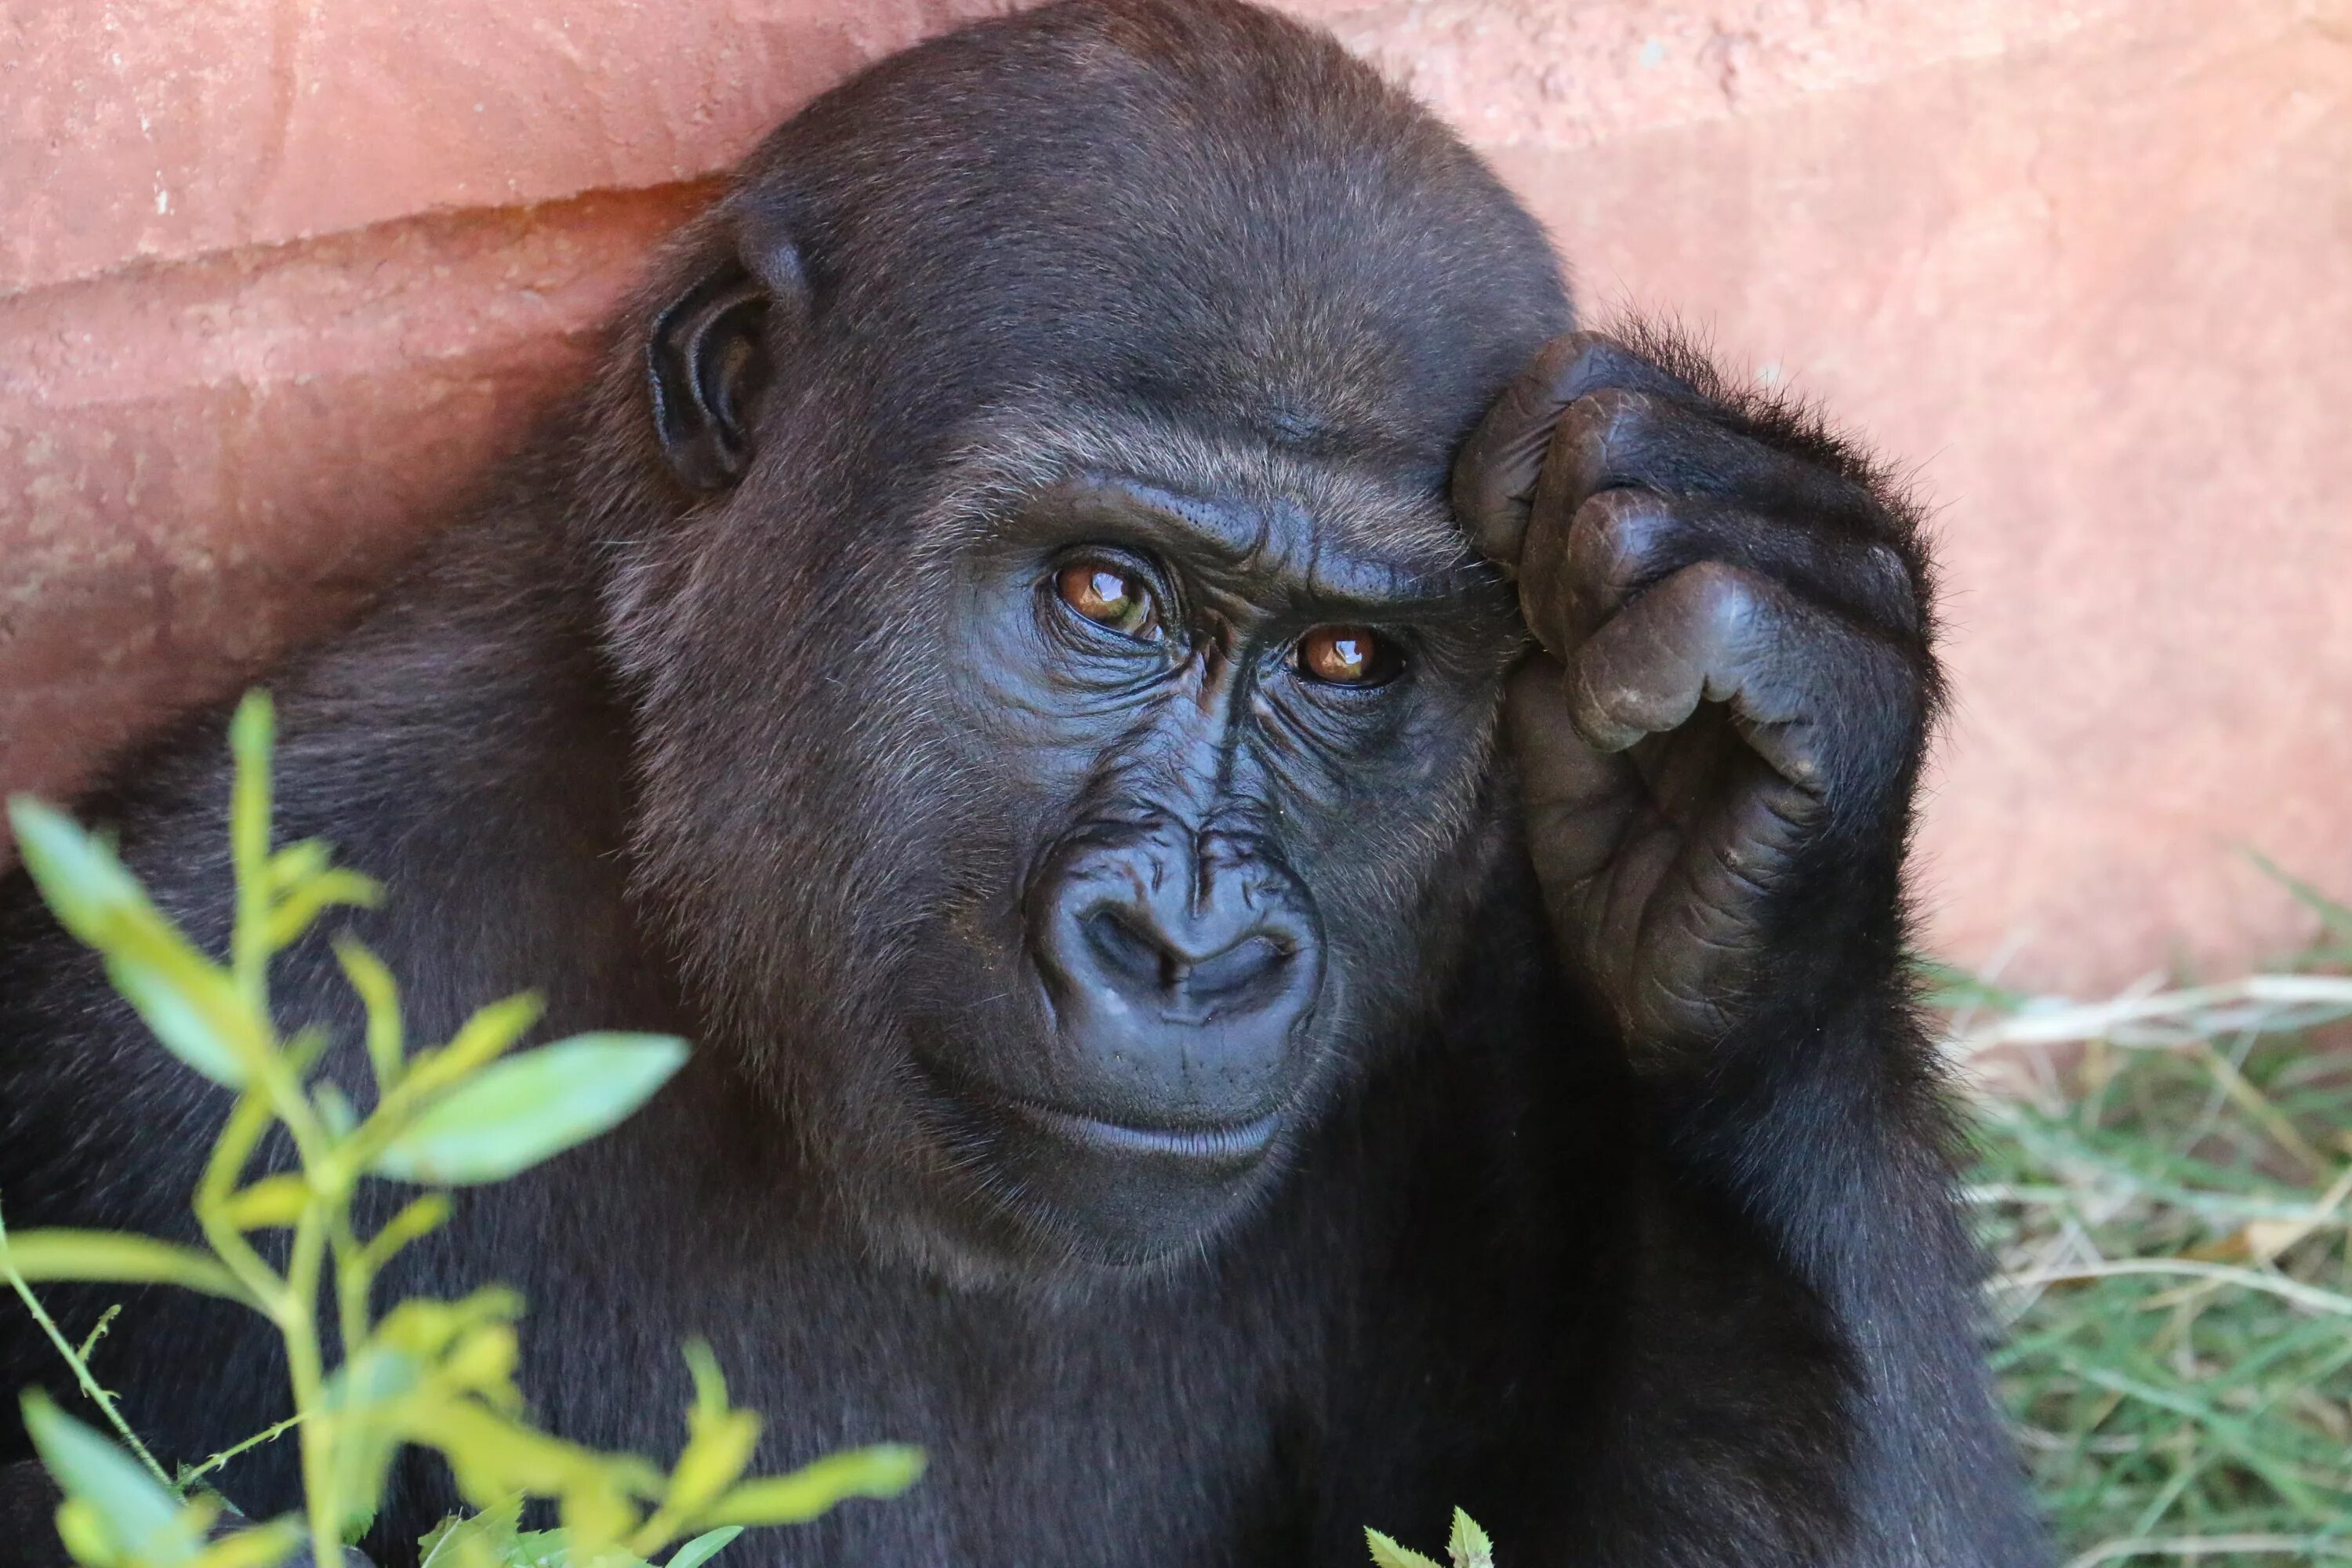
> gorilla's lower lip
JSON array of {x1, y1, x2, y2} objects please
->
[{"x1": 1009, "y1": 1102, "x2": 1281, "y2": 1167}]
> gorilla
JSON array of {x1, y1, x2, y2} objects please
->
[{"x1": 0, "y1": 2, "x2": 2046, "y2": 1563}]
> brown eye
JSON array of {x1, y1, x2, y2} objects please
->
[
  {"x1": 1296, "y1": 626, "x2": 1397, "y2": 686},
  {"x1": 1054, "y1": 561, "x2": 1158, "y2": 638}
]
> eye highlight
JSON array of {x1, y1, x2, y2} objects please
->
[
  {"x1": 1054, "y1": 561, "x2": 1160, "y2": 640},
  {"x1": 1294, "y1": 626, "x2": 1400, "y2": 687}
]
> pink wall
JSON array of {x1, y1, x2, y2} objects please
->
[{"x1": 3, "y1": 0, "x2": 2346, "y2": 990}]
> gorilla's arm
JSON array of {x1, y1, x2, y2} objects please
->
[{"x1": 1454, "y1": 332, "x2": 2043, "y2": 1566}]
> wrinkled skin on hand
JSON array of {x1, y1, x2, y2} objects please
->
[{"x1": 1454, "y1": 331, "x2": 1935, "y2": 1065}]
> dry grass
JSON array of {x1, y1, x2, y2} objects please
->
[{"x1": 1941, "y1": 866, "x2": 2352, "y2": 1566}]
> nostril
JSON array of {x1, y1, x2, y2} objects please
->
[
  {"x1": 1077, "y1": 903, "x2": 1298, "y2": 1017},
  {"x1": 1083, "y1": 907, "x2": 1174, "y2": 991},
  {"x1": 1181, "y1": 934, "x2": 1289, "y2": 1004}
]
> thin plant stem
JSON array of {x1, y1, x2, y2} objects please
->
[
  {"x1": 329, "y1": 1210, "x2": 371, "y2": 1374},
  {"x1": 178, "y1": 1410, "x2": 307, "y2": 1488},
  {"x1": 281, "y1": 1198, "x2": 341, "y2": 1568},
  {"x1": 194, "y1": 1093, "x2": 291, "y2": 1305},
  {"x1": 73, "y1": 1303, "x2": 121, "y2": 1364},
  {"x1": 0, "y1": 1206, "x2": 176, "y2": 1490}
]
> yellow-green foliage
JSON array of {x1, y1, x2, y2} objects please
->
[
  {"x1": 0, "y1": 691, "x2": 922, "y2": 1568},
  {"x1": 1367, "y1": 1507, "x2": 1494, "y2": 1568}
]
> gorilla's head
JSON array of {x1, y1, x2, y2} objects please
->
[{"x1": 590, "y1": 0, "x2": 1569, "y2": 1272}]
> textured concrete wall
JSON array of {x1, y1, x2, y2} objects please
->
[{"x1": 2, "y1": 0, "x2": 2346, "y2": 989}]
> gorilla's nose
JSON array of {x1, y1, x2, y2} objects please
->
[
  {"x1": 1080, "y1": 902, "x2": 1294, "y2": 1018},
  {"x1": 1032, "y1": 826, "x2": 1323, "y2": 1127}
]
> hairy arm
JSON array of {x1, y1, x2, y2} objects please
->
[{"x1": 1454, "y1": 330, "x2": 2044, "y2": 1566}]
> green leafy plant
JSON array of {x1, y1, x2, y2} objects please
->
[
  {"x1": 0, "y1": 691, "x2": 923, "y2": 1567},
  {"x1": 1366, "y1": 1507, "x2": 1494, "y2": 1568}
]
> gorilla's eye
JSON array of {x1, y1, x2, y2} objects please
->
[
  {"x1": 1295, "y1": 626, "x2": 1399, "y2": 687},
  {"x1": 1055, "y1": 561, "x2": 1160, "y2": 639}
]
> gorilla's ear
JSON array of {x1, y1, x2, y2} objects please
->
[{"x1": 647, "y1": 241, "x2": 807, "y2": 492}]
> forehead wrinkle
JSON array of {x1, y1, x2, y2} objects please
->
[{"x1": 908, "y1": 404, "x2": 1484, "y2": 600}]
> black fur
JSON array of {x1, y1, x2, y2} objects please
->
[{"x1": 0, "y1": 3, "x2": 2045, "y2": 1563}]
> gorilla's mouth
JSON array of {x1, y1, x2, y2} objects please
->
[
  {"x1": 909, "y1": 1054, "x2": 1295, "y2": 1265},
  {"x1": 1004, "y1": 1097, "x2": 1282, "y2": 1170}
]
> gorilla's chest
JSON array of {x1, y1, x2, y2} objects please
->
[{"x1": 459, "y1": 1082, "x2": 1566, "y2": 1567}]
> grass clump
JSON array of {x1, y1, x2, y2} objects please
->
[{"x1": 1944, "y1": 878, "x2": 2352, "y2": 1567}]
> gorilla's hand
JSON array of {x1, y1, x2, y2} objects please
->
[{"x1": 1453, "y1": 330, "x2": 1932, "y2": 1065}]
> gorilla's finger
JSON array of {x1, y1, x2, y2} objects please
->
[
  {"x1": 1523, "y1": 490, "x2": 1922, "y2": 658},
  {"x1": 1530, "y1": 387, "x2": 1888, "y2": 538},
  {"x1": 1520, "y1": 488, "x2": 1665, "y2": 659},
  {"x1": 1504, "y1": 653, "x2": 1642, "y2": 891},
  {"x1": 1450, "y1": 332, "x2": 1690, "y2": 566},
  {"x1": 1564, "y1": 561, "x2": 1919, "y2": 802}
]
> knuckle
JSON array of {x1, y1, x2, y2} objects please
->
[
  {"x1": 1528, "y1": 331, "x2": 1680, "y2": 412},
  {"x1": 1675, "y1": 557, "x2": 1762, "y2": 630},
  {"x1": 1548, "y1": 389, "x2": 1653, "y2": 477},
  {"x1": 1568, "y1": 490, "x2": 1669, "y2": 597},
  {"x1": 1569, "y1": 385, "x2": 1653, "y2": 429},
  {"x1": 1530, "y1": 329, "x2": 1618, "y2": 383}
]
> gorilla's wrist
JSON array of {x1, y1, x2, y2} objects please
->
[{"x1": 1599, "y1": 878, "x2": 1912, "y2": 1084}]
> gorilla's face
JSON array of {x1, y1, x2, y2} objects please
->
[
  {"x1": 616, "y1": 0, "x2": 1568, "y2": 1276},
  {"x1": 898, "y1": 443, "x2": 1519, "y2": 1262},
  {"x1": 621, "y1": 288, "x2": 1526, "y2": 1271}
]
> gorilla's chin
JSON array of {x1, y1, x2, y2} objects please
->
[{"x1": 913, "y1": 1056, "x2": 1297, "y2": 1268}]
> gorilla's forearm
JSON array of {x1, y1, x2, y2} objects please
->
[
  {"x1": 1450, "y1": 324, "x2": 2038, "y2": 1560},
  {"x1": 1594, "y1": 869, "x2": 2042, "y2": 1563},
  {"x1": 1697, "y1": 1000, "x2": 2034, "y2": 1563}
]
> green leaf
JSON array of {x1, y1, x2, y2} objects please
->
[
  {"x1": 9, "y1": 796, "x2": 154, "y2": 942},
  {"x1": 104, "y1": 953, "x2": 251, "y2": 1088},
  {"x1": 370, "y1": 1034, "x2": 688, "y2": 1185},
  {"x1": 668, "y1": 1526, "x2": 745, "y2": 1568},
  {"x1": 393, "y1": 992, "x2": 547, "y2": 1109},
  {"x1": 334, "y1": 937, "x2": 405, "y2": 1091},
  {"x1": 514, "y1": 1530, "x2": 591, "y2": 1566},
  {"x1": 261, "y1": 867, "x2": 382, "y2": 953},
  {"x1": 315, "y1": 1081, "x2": 358, "y2": 1139},
  {"x1": 22, "y1": 1389, "x2": 203, "y2": 1565},
  {"x1": 264, "y1": 837, "x2": 332, "y2": 897},
  {"x1": 2, "y1": 1228, "x2": 254, "y2": 1303},
  {"x1": 684, "y1": 1338, "x2": 729, "y2": 1417},
  {"x1": 357, "y1": 1193, "x2": 452, "y2": 1274},
  {"x1": 1365, "y1": 1529, "x2": 1445, "y2": 1568},
  {"x1": 702, "y1": 1443, "x2": 925, "y2": 1526},
  {"x1": 418, "y1": 1498, "x2": 524, "y2": 1567},
  {"x1": 187, "y1": 1521, "x2": 302, "y2": 1568},
  {"x1": 1446, "y1": 1508, "x2": 1494, "y2": 1568},
  {"x1": 220, "y1": 1175, "x2": 311, "y2": 1230},
  {"x1": 321, "y1": 1341, "x2": 428, "y2": 1525},
  {"x1": 228, "y1": 691, "x2": 274, "y2": 893},
  {"x1": 442, "y1": 993, "x2": 545, "y2": 1071},
  {"x1": 664, "y1": 1407, "x2": 760, "y2": 1518},
  {"x1": 281, "y1": 1024, "x2": 332, "y2": 1079},
  {"x1": 9, "y1": 797, "x2": 263, "y2": 1087}
]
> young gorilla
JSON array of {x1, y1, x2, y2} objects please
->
[{"x1": 0, "y1": 2, "x2": 2045, "y2": 1563}]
